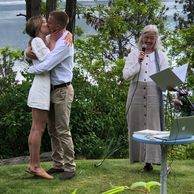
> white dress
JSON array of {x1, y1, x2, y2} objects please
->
[
  {"x1": 27, "y1": 37, "x2": 50, "y2": 110},
  {"x1": 123, "y1": 48, "x2": 169, "y2": 164}
]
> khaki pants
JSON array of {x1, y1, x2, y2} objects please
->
[{"x1": 48, "y1": 84, "x2": 76, "y2": 172}]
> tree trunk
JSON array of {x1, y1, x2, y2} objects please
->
[
  {"x1": 25, "y1": 0, "x2": 41, "y2": 20},
  {"x1": 46, "y1": 0, "x2": 57, "y2": 19},
  {"x1": 65, "y1": 0, "x2": 77, "y2": 34},
  {"x1": 108, "y1": 0, "x2": 115, "y2": 6}
]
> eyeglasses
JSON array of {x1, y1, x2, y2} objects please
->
[{"x1": 143, "y1": 35, "x2": 156, "y2": 41}]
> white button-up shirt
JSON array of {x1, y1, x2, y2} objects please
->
[
  {"x1": 123, "y1": 48, "x2": 169, "y2": 82},
  {"x1": 28, "y1": 31, "x2": 74, "y2": 85}
]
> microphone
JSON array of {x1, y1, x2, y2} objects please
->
[
  {"x1": 138, "y1": 44, "x2": 147, "y2": 63},
  {"x1": 142, "y1": 44, "x2": 147, "y2": 52}
]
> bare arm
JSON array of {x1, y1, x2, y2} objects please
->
[{"x1": 25, "y1": 46, "x2": 37, "y2": 60}]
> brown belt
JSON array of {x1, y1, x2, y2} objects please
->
[{"x1": 51, "y1": 82, "x2": 71, "y2": 91}]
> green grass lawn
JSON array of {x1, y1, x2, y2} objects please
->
[{"x1": 0, "y1": 159, "x2": 194, "y2": 194}]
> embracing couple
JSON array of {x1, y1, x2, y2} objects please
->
[{"x1": 25, "y1": 11, "x2": 76, "y2": 180}]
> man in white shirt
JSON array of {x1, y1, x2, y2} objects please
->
[{"x1": 27, "y1": 11, "x2": 76, "y2": 180}]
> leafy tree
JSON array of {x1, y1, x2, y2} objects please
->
[
  {"x1": 0, "y1": 47, "x2": 32, "y2": 158},
  {"x1": 173, "y1": 0, "x2": 194, "y2": 29},
  {"x1": 167, "y1": 1, "x2": 194, "y2": 91},
  {"x1": 164, "y1": 1, "x2": 194, "y2": 144},
  {"x1": 72, "y1": 0, "x2": 168, "y2": 158},
  {"x1": 82, "y1": 0, "x2": 167, "y2": 59},
  {"x1": 71, "y1": 66, "x2": 128, "y2": 158},
  {"x1": 166, "y1": 27, "x2": 194, "y2": 91},
  {"x1": 1, "y1": 1, "x2": 194, "y2": 160}
]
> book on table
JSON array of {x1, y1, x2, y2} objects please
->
[{"x1": 134, "y1": 129, "x2": 169, "y2": 136}]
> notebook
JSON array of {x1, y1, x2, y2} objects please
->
[
  {"x1": 150, "y1": 64, "x2": 188, "y2": 91},
  {"x1": 134, "y1": 129, "x2": 169, "y2": 136},
  {"x1": 154, "y1": 116, "x2": 194, "y2": 140}
]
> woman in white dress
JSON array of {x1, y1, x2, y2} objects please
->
[
  {"x1": 123, "y1": 25, "x2": 169, "y2": 171},
  {"x1": 25, "y1": 16, "x2": 56, "y2": 179}
]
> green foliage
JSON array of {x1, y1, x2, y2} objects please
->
[
  {"x1": 73, "y1": 0, "x2": 167, "y2": 159},
  {"x1": 166, "y1": 1, "x2": 194, "y2": 91},
  {"x1": 165, "y1": 22, "x2": 194, "y2": 119},
  {"x1": 41, "y1": 0, "x2": 46, "y2": 15},
  {"x1": 168, "y1": 144, "x2": 194, "y2": 160},
  {"x1": 0, "y1": 80, "x2": 31, "y2": 158},
  {"x1": 71, "y1": 68, "x2": 128, "y2": 159},
  {"x1": 102, "y1": 186, "x2": 128, "y2": 194},
  {"x1": 101, "y1": 181, "x2": 160, "y2": 194},
  {"x1": 0, "y1": 47, "x2": 22, "y2": 78},
  {"x1": 1, "y1": 0, "x2": 194, "y2": 161},
  {"x1": 130, "y1": 181, "x2": 161, "y2": 193},
  {"x1": 82, "y1": 0, "x2": 167, "y2": 59},
  {"x1": 71, "y1": 189, "x2": 78, "y2": 194},
  {"x1": 0, "y1": 47, "x2": 32, "y2": 158},
  {"x1": 173, "y1": 0, "x2": 194, "y2": 29},
  {"x1": 75, "y1": 26, "x2": 84, "y2": 37},
  {"x1": 0, "y1": 46, "x2": 128, "y2": 159},
  {"x1": 166, "y1": 26, "x2": 194, "y2": 95}
]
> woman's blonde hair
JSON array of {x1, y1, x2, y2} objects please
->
[
  {"x1": 137, "y1": 24, "x2": 163, "y2": 50},
  {"x1": 25, "y1": 16, "x2": 43, "y2": 38}
]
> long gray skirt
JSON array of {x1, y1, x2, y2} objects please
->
[{"x1": 126, "y1": 81, "x2": 161, "y2": 164}]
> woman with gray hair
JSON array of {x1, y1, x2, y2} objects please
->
[{"x1": 123, "y1": 24, "x2": 169, "y2": 171}]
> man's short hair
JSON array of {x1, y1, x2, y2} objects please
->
[{"x1": 49, "y1": 11, "x2": 69, "y2": 28}]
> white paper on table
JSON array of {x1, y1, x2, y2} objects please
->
[{"x1": 134, "y1": 129, "x2": 169, "y2": 136}]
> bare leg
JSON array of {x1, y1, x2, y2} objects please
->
[
  {"x1": 28, "y1": 108, "x2": 47, "y2": 169},
  {"x1": 27, "y1": 108, "x2": 53, "y2": 179}
]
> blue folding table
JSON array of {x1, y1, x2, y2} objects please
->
[{"x1": 133, "y1": 133, "x2": 194, "y2": 194}]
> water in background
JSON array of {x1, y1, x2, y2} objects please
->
[
  {"x1": 0, "y1": 0, "x2": 28, "y2": 49},
  {"x1": 0, "y1": 0, "x2": 181, "y2": 50}
]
